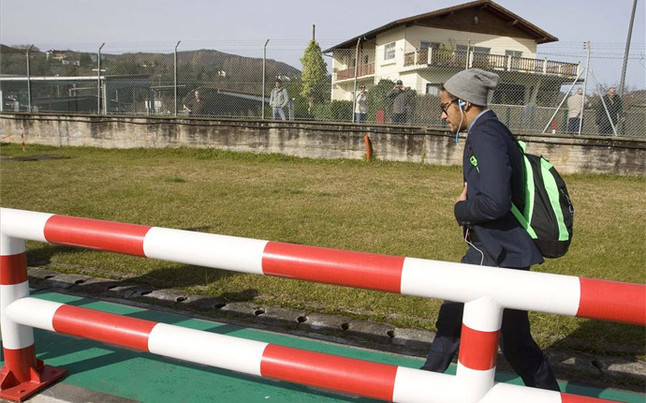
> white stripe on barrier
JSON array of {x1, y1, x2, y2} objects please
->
[
  {"x1": 0, "y1": 208, "x2": 52, "y2": 243},
  {"x1": 400, "y1": 257, "x2": 582, "y2": 316},
  {"x1": 455, "y1": 363, "x2": 496, "y2": 402},
  {"x1": 462, "y1": 296, "x2": 502, "y2": 332},
  {"x1": 148, "y1": 323, "x2": 268, "y2": 376},
  {"x1": 1, "y1": 284, "x2": 35, "y2": 349},
  {"x1": 479, "y1": 382, "x2": 562, "y2": 403},
  {"x1": 143, "y1": 227, "x2": 267, "y2": 274},
  {"x1": 392, "y1": 366, "x2": 456, "y2": 403},
  {"x1": 5, "y1": 297, "x2": 61, "y2": 332},
  {"x1": 0, "y1": 235, "x2": 25, "y2": 256}
]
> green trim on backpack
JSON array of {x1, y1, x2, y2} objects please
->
[
  {"x1": 519, "y1": 142, "x2": 534, "y2": 220},
  {"x1": 511, "y1": 203, "x2": 537, "y2": 239},
  {"x1": 539, "y1": 158, "x2": 570, "y2": 241}
]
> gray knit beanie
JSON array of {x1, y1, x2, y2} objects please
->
[{"x1": 444, "y1": 68, "x2": 499, "y2": 106}]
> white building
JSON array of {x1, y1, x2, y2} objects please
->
[{"x1": 324, "y1": 0, "x2": 579, "y2": 106}]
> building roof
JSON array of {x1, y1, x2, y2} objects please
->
[{"x1": 323, "y1": 0, "x2": 558, "y2": 52}]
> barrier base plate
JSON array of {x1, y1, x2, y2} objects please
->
[{"x1": 0, "y1": 360, "x2": 67, "y2": 402}]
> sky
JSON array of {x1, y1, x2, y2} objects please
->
[{"x1": 1, "y1": 0, "x2": 644, "y2": 88}]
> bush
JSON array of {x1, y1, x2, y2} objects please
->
[{"x1": 311, "y1": 100, "x2": 353, "y2": 122}]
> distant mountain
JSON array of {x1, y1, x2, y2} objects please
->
[{"x1": 0, "y1": 45, "x2": 301, "y2": 94}]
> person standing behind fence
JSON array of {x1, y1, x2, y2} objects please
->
[
  {"x1": 595, "y1": 87, "x2": 624, "y2": 135},
  {"x1": 355, "y1": 85, "x2": 368, "y2": 123},
  {"x1": 270, "y1": 79, "x2": 289, "y2": 120},
  {"x1": 566, "y1": 88, "x2": 587, "y2": 134},
  {"x1": 388, "y1": 80, "x2": 409, "y2": 124},
  {"x1": 183, "y1": 89, "x2": 202, "y2": 116},
  {"x1": 420, "y1": 68, "x2": 560, "y2": 392}
]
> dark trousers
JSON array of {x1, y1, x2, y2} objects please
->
[
  {"x1": 392, "y1": 112, "x2": 406, "y2": 124},
  {"x1": 421, "y1": 249, "x2": 560, "y2": 391},
  {"x1": 598, "y1": 121, "x2": 616, "y2": 135},
  {"x1": 566, "y1": 118, "x2": 582, "y2": 134}
]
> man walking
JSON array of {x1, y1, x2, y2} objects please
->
[{"x1": 420, "y1": 68, "x2": 560, "y2": 392}]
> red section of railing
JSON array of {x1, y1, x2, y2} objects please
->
[
  {"x1": 262, "y1": 241, "x2": 405, "y2": 293},
  {"x1": 260, "y1": 344, "x2": 397, "y2": 401},
  {"x1": 44, "y1": 215, "x2": 151, "y2": 256}
]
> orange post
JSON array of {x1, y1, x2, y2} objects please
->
[{"x1": 364, "y1": 134, "x2": 371, "y2": 162}]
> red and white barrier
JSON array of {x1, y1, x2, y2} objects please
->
[
  {"x1": 1, "y1": 207, "x2": 643, "y2": 402},
  {"x1": 0, "y1": 225, "x2": 67, "y2": 401}
]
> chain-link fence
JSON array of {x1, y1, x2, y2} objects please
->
[{"x1": 1, "y1": 40, "x2": 644, "y2": 137}]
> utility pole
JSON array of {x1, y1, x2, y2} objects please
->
[
  {"x1": 174, "y1": 41, "x2": 181, "y2": 116},
  {"x1": 619, "y1": 0, "x2": 638, "y2": 97},
  {"x1": 578, "y1": 41, "x2": 591, "y2": 136},
  {"x1": 352, "y1": 38, "x2": 361, "y2": 123},
  {"x1": 97, "y1": 43, "x2": 105, "y2": 114},
  {"x1": 262, "y1": 39, "x2": 270, "y2": 119},
  {"x1": 26, "y1": 45, "x2": 34, "y2": 112}
]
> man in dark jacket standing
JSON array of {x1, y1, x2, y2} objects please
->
[
  {"x1": 388, "y1": 80, "x2": 409, "y2": 124},
  {"x1": 595, "y1": 87, "x2": 623, "y2": 135},
  {"x1": 420, "y1": 68, "x2": 559, "y2": 392}
]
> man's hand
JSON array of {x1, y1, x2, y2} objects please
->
[{"x1": 456, "y1": 182, "x2": 468, "y2": 202}]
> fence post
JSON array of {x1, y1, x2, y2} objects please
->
[
  {"x1": 0, "y1": 233, "x2": 66, "y2": 401},
  {"x1": 25, "y1": 45, "x2": 34, "y2": 112},
  {"x1": 174, "y1": 41, "x2": 181, "y2": 117},
  {"x1": 262, "y1": 39, "x2": 270, "y2": 120},
  {"x1": 96, "y1": 43, "x2": 105, "y2": 115}
]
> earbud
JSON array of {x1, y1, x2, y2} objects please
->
[{"x1": 458, "y1": 99, "x2": 466, "y2": 109}]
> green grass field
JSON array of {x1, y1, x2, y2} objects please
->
[{"x1": 1, "y1": 143, "x2": 644, "y2": 359}]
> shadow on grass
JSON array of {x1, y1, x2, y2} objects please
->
[
  {"x1": 547, "y1": 319, "x2": 645, "y2": 396},
  {"x1": 549, "y1": 320, "x2": 644, "y2": 357},
  {"x1": 27, "y1": 243, "x2": 85, "y2": 266}
]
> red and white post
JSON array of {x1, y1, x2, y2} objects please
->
[
  {"x1": 456, "y1": 297, "x2": 502, "y2": 402},
  {"x1": 0, "y1": 232, "x2": 66, "y2": 401}
]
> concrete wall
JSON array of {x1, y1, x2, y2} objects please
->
[{"x1": 1, "y1": 113, "x2": 644, "y2": 175}]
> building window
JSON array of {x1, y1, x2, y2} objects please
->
[
  {"x1": 426, "y1": 83, "x2": 442, "y2": 96},
  {"x1": 420, "y1": 41, "x2": 441, "y2": 50},
  {"x1": 505, "y1": 50, "x2": 522, "y2": 58},
  {"x1": 492, "y1": 83, "x2": 525, "y2": 105},
  {"x1": 472, "y1": 46, "x2": 491, "y2": 67},
  {"x1": 384, "y1": 42, "x2": 396, "y2": 60},
  {"x1": 363, "y1": 54, "x2": 369, "y2": 64},
  {"x1": 472, "y1": 46, "x2": 491, "y2": 55}
]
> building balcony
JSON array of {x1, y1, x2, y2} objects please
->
[
  {"x1": 402, "y1": 49, "x2": 579, "y2": 77},
  {"x1": 334, "y1": 62, "x2": 375, "y2": 82}
]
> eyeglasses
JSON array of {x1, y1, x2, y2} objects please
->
[{"x1": 440, "y1": 99, "x2": 458, "y2": 114}]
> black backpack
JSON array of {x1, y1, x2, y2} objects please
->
[
  {"x1": 511, "y1": 141, "x2": 574, "y2": 258},
  {"x1": 467, "y1": 132, "x2": 574, "y2": 258}
]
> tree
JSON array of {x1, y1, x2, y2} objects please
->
[{"x1": 299, "y1": 40, "x2": 328, "y2": 111}]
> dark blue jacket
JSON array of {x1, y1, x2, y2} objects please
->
[{"x1": 454, "y1": 110, "x2": 543, "y2": 268}]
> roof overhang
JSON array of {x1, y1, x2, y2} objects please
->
[{"x1": 323, "y1": 0, "x2": 558, "y2": 52}]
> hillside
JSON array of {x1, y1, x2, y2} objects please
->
[{"x1": 0, "y1": 45, "x2": 301, "y2": 94}]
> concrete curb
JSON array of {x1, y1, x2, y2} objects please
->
[{"x1": 25, "y1": 267, "x2": 646, "y2": 393}]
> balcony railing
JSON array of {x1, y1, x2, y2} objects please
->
[
  {"x1": 335, "y1": 49, "x2": 579, "y2": 81},
  {"x1": 335, "y1": 62, "x2": 375, "y2": 81},
  {"x1": 414, "y1": 48, "x2": 579, "y2": 78}
]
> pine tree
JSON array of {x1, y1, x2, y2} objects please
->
[{"x1": 299, "y1": 40, "x2": 328, "y2": 111}]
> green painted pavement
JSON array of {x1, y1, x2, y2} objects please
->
[{"x1": 1, "y1": 291, "x2": 643, "y2": 403}]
